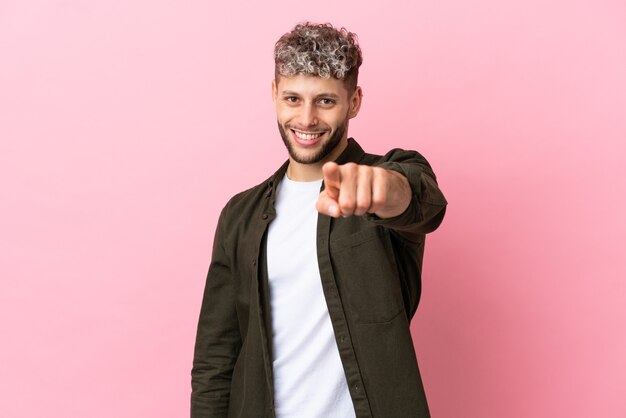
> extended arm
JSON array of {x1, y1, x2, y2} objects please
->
[{"x1": 317, "y1": 148, "x2": 447, "y2": 237}]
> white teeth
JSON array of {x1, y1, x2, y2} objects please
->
[{"x1": 294, "y1": 131, "x2": 322, "y2": 141}]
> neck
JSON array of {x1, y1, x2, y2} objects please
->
[{"x1": 286, "y1": 138, "x2": 349, "y2": 181}]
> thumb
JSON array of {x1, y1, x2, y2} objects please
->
[{"x1": 316, "y1": 190, "x2": 340, "y2": 218}]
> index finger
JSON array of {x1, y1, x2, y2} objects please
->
[{"x1": 322, "y1": 162, "x2": 341, "y2": 199}]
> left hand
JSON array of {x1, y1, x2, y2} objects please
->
[{"x1": 316, "y1": 162, "x2": 412, "y2": 219}]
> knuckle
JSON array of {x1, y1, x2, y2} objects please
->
[
  {"x1": 355, "y1": 192, "x2": 371, "y2": 212},
  {"x1": 339, "y1": 197, "x2": 355, "y2": 208},
  {"x1": 372, "y1": 193, "x2": 386, "y2": 207},
  {"x1": 356, "y1": 202, "x2": 370, "y2": 213},
  {"x1": 343, "y1": 163, "x2": 358, "y2": 175}
]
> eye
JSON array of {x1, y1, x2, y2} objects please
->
[
  {"x1": 319, "y1": 98, "x2": 336, "y2": 106},
  {"x1": 284, "y1": 96, "x2": 299, "y2": 103}
]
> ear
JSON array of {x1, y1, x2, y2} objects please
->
[
  {"x1": 271, "y1": 79, "x2": 277, "y2": 106},
  {"x1": 348, "y1": 86, "x2": 363, "y2": 119}
]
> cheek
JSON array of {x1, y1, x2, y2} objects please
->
[
  {"x1": 328, "y1": 111, "x2": 348, "y2": 128},
  {"x1": 276, "y1": 107, "x2": 296, "y2": 123}
]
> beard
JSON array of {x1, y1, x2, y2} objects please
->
[{"x1": 277, "y1": 118, "x2": 347, "y2": 164}]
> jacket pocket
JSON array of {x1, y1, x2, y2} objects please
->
[{"x1": 330, "y1": 227, "x2": 405, "y2": 324}]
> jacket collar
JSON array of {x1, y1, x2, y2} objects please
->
[{"x1": 264, "y1": 137, "x2": 365, "y2": 200}]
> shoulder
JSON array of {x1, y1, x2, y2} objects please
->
[
  {"x1": 354, "y1": 144, "x2": 439, "y2": 189},
  {"x1": 216, "y1": 166, "x2": 283, "y2": 228},
  {"x1": 220, "y1": 181, "x2": 266, "y2": 220},
  {"x1": 359, "y1": 147, "x2": 432, "y2": 168}
]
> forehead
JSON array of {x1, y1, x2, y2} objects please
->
[{"x1": 276, "y1": 74, "x2": 349, "y2": 97}]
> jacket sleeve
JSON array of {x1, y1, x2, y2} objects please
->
[
  {"x1": 366, "y1": 148, "x2": 448, "y2": 239},
  {"x1": 191, "y1": 205, "x2": 241, "y2": 417}
]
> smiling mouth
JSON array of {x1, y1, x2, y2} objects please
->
[{"x1": 291, "y1": 129, "x2": 325, "y2": 141}]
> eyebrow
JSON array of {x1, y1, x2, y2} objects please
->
[{"x1": 281, "y1": 90, "x2": 342, "y2": 100}]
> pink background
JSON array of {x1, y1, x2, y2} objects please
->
[{"x1": 1, "y1": 0, "x2": 625, "y2": 417}]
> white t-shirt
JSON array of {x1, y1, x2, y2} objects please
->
[{"x1": 266, "y1": 176, "x2": 356, "y2": 418}]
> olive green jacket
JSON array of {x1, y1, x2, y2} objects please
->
[{"x1": 191, "y1": 138, "x2": 447, "y2": 417}]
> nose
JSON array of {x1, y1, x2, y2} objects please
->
[{"x1": 298, "y1": 102, "x2": 318, "y2": 127}]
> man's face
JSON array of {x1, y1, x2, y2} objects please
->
[{"x1": 272, "y1": 74, "x2": 362, "y2": 165}]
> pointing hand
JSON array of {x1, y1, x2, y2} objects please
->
[{"x1": 316, "y1": 162, "x2": 412, "y2": 219}]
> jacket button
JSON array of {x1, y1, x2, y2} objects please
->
[
  {"x1": 262, "y1": 214, "x2": 268, "y2": 220},
  {"x1": 252, "y1": 258, "x2": 257, "y2": 266}
]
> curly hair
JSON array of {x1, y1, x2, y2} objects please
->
[{"x1": 274, "y1": 22, "x2": 363, "y2": 92}]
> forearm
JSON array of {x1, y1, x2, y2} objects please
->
[{"x1": 366, "y1": 150, "x2": 447, "y2": 236}]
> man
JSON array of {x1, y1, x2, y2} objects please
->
[{"x1": 191, "y1": 22, "x2": 447, "y2": 418}]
